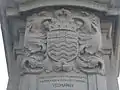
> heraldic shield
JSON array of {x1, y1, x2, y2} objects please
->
[{"x1": 47, "y1": 30, "x2": 78, "y2": 63}]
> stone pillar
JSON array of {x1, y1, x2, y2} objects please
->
[{"x1": 0, "y1": 0, "x2": 120, "y2": 90}]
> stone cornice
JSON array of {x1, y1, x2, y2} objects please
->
[{"x1": 5, "y1": 0, "x2": 120, "y2": 16}]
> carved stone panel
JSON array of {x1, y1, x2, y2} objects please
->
[
  {"x1": 21, "y1": 8, "x2": 104, "y2": 75},
  {"x1": 18, "y1": 8, "x2": 105, "y2": 90}
]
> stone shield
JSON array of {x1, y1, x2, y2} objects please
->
[{"x1": 47, "y1": 30, "x2": 78, "y2": 62}]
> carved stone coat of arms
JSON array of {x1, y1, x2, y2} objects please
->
[{"x1": 21, "y1": 8, "x2": 105, "y2": 75}]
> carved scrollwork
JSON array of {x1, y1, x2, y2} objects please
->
[
  {"x1": 21, "y1": 8, "x2": 105, "y2": 75},
  {"x1": 21, "y1": 13, "x2": 48, "y2": 74},
  {"x1": 75, "y1": 14, "x2": 104, "y2": 74}
]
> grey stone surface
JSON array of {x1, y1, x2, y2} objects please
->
[{"x1": 0, "y1": 0, "x2": 120, "y2": 90}]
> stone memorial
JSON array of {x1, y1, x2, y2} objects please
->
[{"x1": 0, "y1": 0, "x2": 120, "y2": 90}]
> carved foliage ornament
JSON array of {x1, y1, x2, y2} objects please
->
[{"x1": 21, "y1": 8, "x2": 105, "y2": 75}]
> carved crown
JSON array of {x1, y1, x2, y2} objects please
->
[{"x1": 42, "y1": 9, "x2": 80, "y2": 32}]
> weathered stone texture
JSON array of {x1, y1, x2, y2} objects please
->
[{"x1": 0, "y1": 0, "x2": 120, "y2": 90}]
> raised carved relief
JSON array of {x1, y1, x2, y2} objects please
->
[
  {"x1": 75, "y1": 14, "x2": 104, "y2": 74},
  {"x1": 21, "y1": 12, "x2": 48, "y2": 74},
  {"x1": 21, "y1": 8, "x2": 105, "y2": 75}
]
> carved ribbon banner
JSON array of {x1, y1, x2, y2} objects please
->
[{"x1": 21, "y1": 8, "x2": 105, "y2": 75}]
